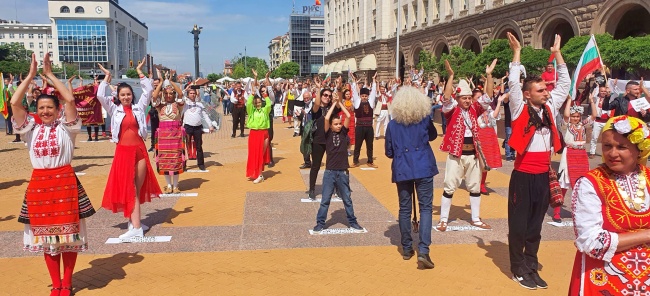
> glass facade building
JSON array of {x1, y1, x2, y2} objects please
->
[
  {"x1": 290, "y1": 14, "x2": 324, "y2": 77},
  {"x1": 57, "y1": 20, "x2": 108, "y2": 69}
]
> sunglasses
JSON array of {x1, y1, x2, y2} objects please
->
[{"x1": 322, "y1": 93, "x2": 331, "y2": 97}]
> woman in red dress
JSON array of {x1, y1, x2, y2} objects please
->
[{"x1": 97, "y1": 59, "x2": 162, "y2": 241}]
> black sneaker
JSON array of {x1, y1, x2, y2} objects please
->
[
  {"x1": 231, "y1": 134, "x2": 236, "y2": 138},
  {"x1": 402, "y1": 249, "x2": 415, "y2": 260},
  {"x1": 531, "y1": 272, "x2": 548, "y2": 289},
  {"x1": 512, "y1": 273, "x2": 537, "y2": 290},
  {"x1": 313, "y1": 224, "x2": 324, "y2": 232},
  {"x1": 349, "y1": 223, "x2": 364, "y2": 231},
  {"x1": 87, "y1": 137, "x2": 92, "y2": 142},
  {"x1": 239, "y1": 134, "x2": 245, "y2": 137},
  {"x1": 293, "y1": 132, "x2": 298, "y2": 137},
  {"x1": 267, "y1": 161, "x2": 275, "y2": 168},
  {"x1": 307, "y1": 190, "x2": 316, "y2": 201},
  {"x1": 198, "y1": 165, "x2": 206, "y2": 171},
  {"x1": 417, "y1": 254, "x2": 435, "y2": 269},
  {"x1": 552, "y1": 217, "x2": 562, "y2": 223},
  {"x1": 299, "y1": 163, "x2": 311, "y2": 169}
]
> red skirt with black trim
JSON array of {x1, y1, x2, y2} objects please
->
[
  {"x1": 102, "y1": 141, "x2": 162, "y2": 218},
  {"x1": 478, "y1": 126, "x2": 502, "y2": 169}
]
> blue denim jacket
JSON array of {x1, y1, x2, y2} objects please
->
[{"x1": 385, "y1": 115, "x2": 439, "y2": 183}]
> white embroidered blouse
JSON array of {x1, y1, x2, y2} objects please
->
[
  {"x1": 572, "y1": 172, "x2": 650, "y2": 262},
  {"x1": 12, "y1": 116, "x2": 82, "y2": 169}
]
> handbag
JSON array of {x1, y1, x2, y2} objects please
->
[{"x1": 548, "y1": 165, "x2": 563, "y2": 207}]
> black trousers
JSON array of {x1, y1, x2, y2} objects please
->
[
  {"x1": 353, "y1": 125, "x2": 374, "y2": 164},
  {"x1": 150, "y1": 112, "x2": 159, "y2": 147},
  {"x1": 184, "y1": 124, "x2": 205, "y2": 166},
  {"x1": 309, "y1": 143, "x2": 326, "y2": 191},
  {"x1": 508, "y1": 170, "x2": 550, "y2": 276},
  {"x1": 232, "y1": 106, "x2": 246, "y2": 136}
]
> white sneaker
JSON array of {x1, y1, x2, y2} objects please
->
[
  {"x1": 119, "y1": 227, "x2": 144, "y2": 240},
  {"x1": 253, "y1": 175, "x2": 264, "y2": 184},
  {"x1": 128, "y1": 221, "x2": 149, "y2": 231}
]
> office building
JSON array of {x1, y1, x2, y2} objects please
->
[
  {"x1": 0, "y1": 20, "x2": 58, "y2": 66},
  {"x1": 289, "y1": 13, "x2": 324, "y2": 77}
]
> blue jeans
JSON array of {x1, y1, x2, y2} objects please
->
[
  {"x1": 316, "y1": 170, "x2": 358, "y2": 226},
  {"x1": 431, "y1": 105, "x2": 446, "y2": 133},
  {"x1": 222, "y1": 100, "x2": 231, "y2": 114},
  {"x1": 504, "y1": 126, "x2": 514, "y2": 158},
  {"x1": 396, "y1": 177, "x2": 433, "y2": 254}
]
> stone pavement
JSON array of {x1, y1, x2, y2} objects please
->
[{"x1": 0, "y1": 112, "x2": 603, "y2": 295}]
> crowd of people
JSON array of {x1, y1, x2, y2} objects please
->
[{"x1": 5, "y1": 28, "x2": 650, "y2": 294}]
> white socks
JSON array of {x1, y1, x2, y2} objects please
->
[
  {"x1": 164, "y1": 175, "x2": 171, "y2": 186},
  {"x1": 440, "y1": 196, "x2": 452, "y2": 222},
  {"x1": 470, "y1": 194, "x2": 481, "y2": 222},
  {"x1": 164, "y1": 174, "x2": 179, "y2": 187}
]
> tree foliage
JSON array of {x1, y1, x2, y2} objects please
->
[
  {"x1": 435, "y1": 47, "x2": 477, "y2": 78},
  {"x1": 520, "y1": 47, "x2": 552, "y2": 77},
  {"x1": 125, "y1": 68, "x2": 139, "y2": 79},
  {"x1": 0, "y1": 43, "x2": 32, "y2": 75},
  {"x1": 474, "y1": 39, "x2": 512, "y2": 77},
  {"x1": 230, "y1": 56, "x2": 269, "y2": 79},
  {"x1": 271, "y1": 62, "x2": 300, "y2": 79},
  {"x1": 206, "y1": 73, "x2": 224, "y2": 82}
]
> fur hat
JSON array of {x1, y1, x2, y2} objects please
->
[
  {"x1": 360, "y1": 87, "x2": 370, "y2": 96},
  {"x1": 457, "y1": 79, "x2": 472, "y2": 96}
]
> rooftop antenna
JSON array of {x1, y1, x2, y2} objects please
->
[{"x1": 292, "y1": 0, "x2": 295, "y2": 13}]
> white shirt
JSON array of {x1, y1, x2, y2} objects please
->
[
  {"x1": 13, "y1": 116, "x2": 81, "y2": 169},
  {"x1": 508, "y1": 62, "x2": 570, "y2": 152},
  {"x1": 182, "y1": 97, "x2": 212, "y2": 127}
]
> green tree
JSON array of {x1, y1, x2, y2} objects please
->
[
  {"x1": 561, "y1": 34, "x2": 615, "y2": 70},
  {"x1": 230, "y1": 56, "x2": 269, "y2": 79},
  {"x1": 272, "y1": 62, "x2": 300, "y2": 79},
  {"x1": 520, "y1": 47, "x2": 552, "y2": 77},
  {"x1": 435, "y1": 46, "x2": 478, "y2": 79},
  {"x1": 125, "y1": 68, "x2": 139, "y2": 78},
  {"x1": 206, "y1": 73, "x2": 224, "y2": 83},
  {"x1": 474, "y1": 39, "x2": 512, "y2": 77},
  {"x1": 0, "y1": 42, "x2": 32, "y2": 75},
  {"x1": 416, "y1": 50, "x2": 437, "y2": 76},
  {"x1": 607, "y1": 36, "x2": 650, "y2": 77}
]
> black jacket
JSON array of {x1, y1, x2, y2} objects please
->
[{"x1": 601, "y1": 94, "x2": 650, "y2": 121}]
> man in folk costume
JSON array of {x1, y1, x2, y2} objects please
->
[
  {"x1": 506, "y1": 32, "x2": 570, "y2": 290},
  {"x1": 230, "y1": 81, "x2": 247, "y2": 138},
  {"x1": 373, "y1": 82, "x2": 391, "y2": 139},
  {"x1": 436, "y1": 60, "x2": 492, "y2": 232},
  {"x1": 588, "y1": 84, "x2": 611, "y2": 158},
  {"x1": 351, "y1": 72, "x2": 378, "y2": 168}
]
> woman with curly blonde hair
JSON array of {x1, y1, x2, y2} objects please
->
[{"x1": 385, "y1": 86, "x2": 438, "y2": 269}]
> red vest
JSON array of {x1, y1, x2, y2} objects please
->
[
  {"x1": 439, "y1": 102, "x2": 483, "y2": 157},
  {"x1": 509, "y1": 104, "x2": 562, "y2": 155}
]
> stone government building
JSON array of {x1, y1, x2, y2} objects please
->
[{"x1": 322, "y1": 0, "x2": 650, "y2": 81}]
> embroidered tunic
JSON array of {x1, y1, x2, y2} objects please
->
[
  {"x1": 569, "y1": 165, "x2": 650, "y2": 295},
  {"x1": 558, "y1": 117, "x2": 594, "y2": 189}
]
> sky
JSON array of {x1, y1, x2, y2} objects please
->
[{"x1": 1, "y1": 0, "x2": 319, "y2": 75}]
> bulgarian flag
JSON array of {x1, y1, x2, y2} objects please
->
[
  {"x1": 0, "y1": 72, "x2": 8, "y2": 119},
  {"x1": 548, "y1": 53, "x2": 557, "y2": 82},
  {"x1": 569, "y1": 35, "x2": 603, "y2": 100}
]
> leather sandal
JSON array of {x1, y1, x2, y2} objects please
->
[
  {"x1": 470, "y1": 220, "x2": 492, "y2": 230},
  {"x1": 435, "y1": 221, "x2": 447, "y2": 232}
]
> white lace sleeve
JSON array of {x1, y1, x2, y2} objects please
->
[{"x1": 572, "y1": 177, "x2": 619, "y2": 262}]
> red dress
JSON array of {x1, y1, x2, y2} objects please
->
[
  {"x1": 340, "y1": 100, "x2": 356, "y2": 145},
  {"x1": 102, "y1": 105, "x2": 162, "y2": 218}
]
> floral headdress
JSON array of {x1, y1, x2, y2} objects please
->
[
  {"x1": 603, "y1": 115, "x2": 650, "y2": 161},
  {"x1": 569, "y1": 105, "x2": 584, "y2": 115}
]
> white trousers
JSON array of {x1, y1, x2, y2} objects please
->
[
  {"x1": 293, "y1": 106, "x2": 304, "y2": 134},
  {"x1": 589, "y1": 121, "x2": 606, "y2": 155},
  {"x1": 375, "y1": 110, "x2": 389, "y2": 137},
  {"x1": 443, "y1": 154, "x2": 481, "y2": 195}
]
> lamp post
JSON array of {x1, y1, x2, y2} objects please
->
[
  {"x1": 190, "y1": 24, "x2": 202, "y2": 79},
  {"x1": 62, "y1": 54, "x2": 68, "y2": 79}
]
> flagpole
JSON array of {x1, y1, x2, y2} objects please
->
[{"x1": 395, "y1": 0, "x2": 401, "y2": 78}]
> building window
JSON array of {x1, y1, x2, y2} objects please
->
[
  {"x1": 47, "y1": 34, "x2": 52, "y2": 39},
  {"x1": 48, "y1": 43, "x2": 52, "y2": 49},
  {"x1": 29, "y1": 42, "x2": 34, "y2": 48},
  {"x1": 40, "y1": 52, "x2": 44, "y2": 58},
  {"x1": 75, "y1": 6, "x2": 85, "y2": 13},
  {"x1": 61, "y1": 6, "x2": 70, "y2": 13},
  {"x1": 0, "y1": 34, "x2": 3, "y2": 39},
  {"x1": 38, "y1": 34, "x2": 43, "y2": 39},
  {"x1": 9, "y1": 33, "x2": 14, "y2": 38},
  {"x1": 28, "y1": 34, "x2": 34, "y2": 39},
  {"x1": 39, "y1": 43, "x2": 43, "y2": 49},
  {"x1": 0, "y1": 42, "x2": 5, "y2": 45},
  {"x1": 19, "y1": 34, "x2": 25, "y2": 38},
  {"x1": 56, "y1": 19, "x2": 109, "y2": 65}
]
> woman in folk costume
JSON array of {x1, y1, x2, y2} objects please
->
[
  {"x1": 437, "y1": 60, "x2": 492, "y2": 231},
  {"x1": 373, "y1": 82, "x2": 392, "y2": 139},
  {"x1": 97, "y1": 61, "x2": 161, "y2": 240},
  {"x1": 473, "y1": 59, "x2": 502, "y2": 195},
  {"x1": 245, "y1": 69, "x2": 273, "y2": 183},
  {"x1": 554, "y1": 95, "x2": 597, "y2": 223},
  {"x1": 569, "y1": 115, "x2": 650, "y2": 295},
  {"x1": 152, "y1": 71, "x2": 186, "y2": 193},
  {"x1": 12, "y1": 53, "x2": 95, "y2": 296}
]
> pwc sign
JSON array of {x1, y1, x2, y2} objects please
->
[{"x1": 302, "y1": 5, "x2": 321, "y2": 14}]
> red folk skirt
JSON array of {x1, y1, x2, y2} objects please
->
[
  {"x1": 566, "y1": 147, "x2": 590, "y2": 189},
  {"x1": 156, "y1": 121, "x2": 186, "y2": 175},
  {"x1": 102, "y1": 141, "x2": 162, "y2": 218},
  {"x1": 25, "y1": 165, "x2": 81, "y2": 244},
  {"x1": 246, "y1": 129, "x2": 271, "y2": 179},
  {"x1": 477, "y1": 126, "x2": 502, "y2": 169}
]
